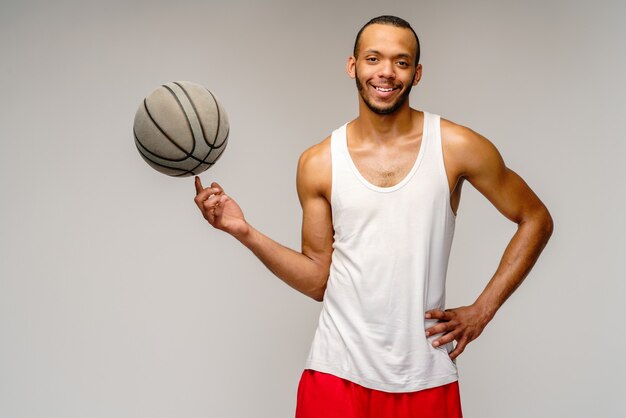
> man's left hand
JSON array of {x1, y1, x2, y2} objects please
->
[{"x1": 424, "y1": 304, "x2": 494, "y2": 360}]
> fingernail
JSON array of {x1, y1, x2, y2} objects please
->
[
  {"x1": 433, "y1": 341, "x2": 439, "y2": 347},
  {"x1": 425, "y1": 313, "x2": 431, "y2": 319},
  {"x1": 425, "y1": 331, "x2": 430, "y2": 337}
]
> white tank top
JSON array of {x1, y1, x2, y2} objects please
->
[{"x1": 304, "y1": 111, "x2": 459, "y2": 392}]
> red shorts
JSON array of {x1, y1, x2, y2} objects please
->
[{"x1": 295, "y1": 369, "x2": 462, "y2": 418}]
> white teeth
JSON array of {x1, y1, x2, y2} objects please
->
[{"x1": 375, "y1": 87, "x2": 394, "y2": 92}]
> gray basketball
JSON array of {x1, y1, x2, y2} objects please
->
[{"x1": 133, "y1": 81, "x2": 229, "y2": 177}]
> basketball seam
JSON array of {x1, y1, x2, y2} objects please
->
[
  {"x1": 184, "y1": 143, "x2": 226, "y2": 175},
  {"x1": 205, "y1": 88, "x2": 229, "y2": 149},
  {"x1": 135, "y1": 143, "x2": 196, "y2": 176},
  {"x1": 173, "y1": 82, "x2": 212, "y2": 149},
  {"x1": 171, "y1": 82, "x2": 219, "y2": 176},
  {"x1": 184, "y1": 87, "x2": 229, "y2": 175},
  {"x1": 142, "y1": 99, "x2": 204, "y2": 163},
  {"x1": 179, "y1": 85, "x2": 228, "y2": 175},
  {"x1": 134, "y1": 127, "x2": 199, "y2": 163},
  {"x1": 164, "y1": 83, "x2": 217, "y2": 176},
  {"x1": 162, "y1": 84, "x2": 197, "y2": 155},
  {"x1": 184, "y1": 131, "x2": 227, "y2": 175}
]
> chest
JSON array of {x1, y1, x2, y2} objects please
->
[{"x1": 348, "y1": 138, "x2": 422, "y2": 188}]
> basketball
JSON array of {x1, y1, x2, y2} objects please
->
[{"x1": 133, "y1": 81, "x2": 229, "y2": 177}]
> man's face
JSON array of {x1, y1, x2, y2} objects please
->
[{"x1": 348, "y1": 24, "x2": 421, "y2": 115}]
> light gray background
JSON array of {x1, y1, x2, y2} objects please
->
[{"x1": 1, "y1": 0, "x2": 624, "y2": 417}]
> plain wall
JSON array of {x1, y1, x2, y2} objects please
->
[{"x1": 1, "y1": 0, "x2": 624, "y2": 417}]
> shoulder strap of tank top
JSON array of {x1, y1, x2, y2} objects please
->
[
  {"x1": 330, "y1": 123, "x2": 346, "y2": 156},
  {"x1": 426, "y1": 113, "x2": 443, "y2": 164}
]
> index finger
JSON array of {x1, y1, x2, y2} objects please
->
[
  {"x1": 195, "y1": 176, "x2": 204, "y2": 195},
  {"x1": 425, "y1": 309, "x2": 447, "y2": 320}
]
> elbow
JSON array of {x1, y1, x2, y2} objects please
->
[
  {"x1": 520, "y1": 205, "x2": 553, "y2": 246},
  {"x1": 541, "y1": 207, "x2": 554, "y2": 240},
  {"x1": 533, "y1": 205, "x2": 554, "y2": 245},
  {"x1": 304, "y1": 261, "x2": 330, "y2": 302},
  {"x1": 312, "y1": 293, "x2": 325, "y2": 303},
  {"x1": 311, "y1": 284, "x2": 327, "y2": 302},
  {"x1": 310, "y1": 278, "x2": 328, "y2": 302}
]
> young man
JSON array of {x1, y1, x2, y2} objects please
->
[{"x1": 194, "y1": 15, "x2": 553, "y2": 418}]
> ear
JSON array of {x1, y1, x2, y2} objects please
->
[
  {"x1": 347, "y1": 56, "x2": 356, "y2": 79},
  {"x1": 412, "y1": 63, "x2": 423, "y2": 86}
]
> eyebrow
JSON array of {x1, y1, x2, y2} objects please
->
[{"x1": 363, "y1": 49, "x2": 413, "y2": 59}]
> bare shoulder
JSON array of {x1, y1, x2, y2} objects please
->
[
  {"x1": 297, "y1": 136, "x2": 332, "y2": 202},
  {"x1": 440, "y1": 117, "x2": 506, "y2": 178}
]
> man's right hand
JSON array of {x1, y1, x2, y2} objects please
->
[{"x1": 194, "y1": 177, "x2": 249, "y2": 238}]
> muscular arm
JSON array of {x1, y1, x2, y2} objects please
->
[
  {"x1": 426, "y1": 122, "x2": 554, "y2": 359},
  {"x1": 194, "y1": 139, "x2": 334, "y2": 301}
]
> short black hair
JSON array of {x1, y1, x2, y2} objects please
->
[{"x1": 353, "y1": 15, "x2": 421, "y2": 66}]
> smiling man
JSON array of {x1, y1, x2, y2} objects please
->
[{"x1": 194, "y1": 15, "x2": 553, "y2": 418}]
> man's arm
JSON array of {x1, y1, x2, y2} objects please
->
[
  {"x1": 193, "y1": 138, "x2": 334, "y2": 301},
  {"x1": 425, "y1": 122, "x2": 554, "y2": 359}
]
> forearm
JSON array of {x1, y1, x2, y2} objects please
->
[
  {"x1": 234, "y1": 224, "x2": 329, "y2": 301},
  {"x1": 474, "y1": 208, "x2": 554, "y2": 319}
]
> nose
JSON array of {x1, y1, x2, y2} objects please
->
[{"x1": 377, "y1": 60, "x2": 396, "y2": 79}]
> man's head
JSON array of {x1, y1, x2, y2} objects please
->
[
  {"x1": 353, "y1": 15, "x2": 420, "y2": 67},
  {"x1": 348, "y1": 16, "x2": 422, "y2": 115}
]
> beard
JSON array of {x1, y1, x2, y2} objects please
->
[{"x1": 355, "y1": 68, "x2": 414, "y2": 115}]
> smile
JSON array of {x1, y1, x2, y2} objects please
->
[{"x1": 374, "y1": 86, "x2": 396, "y2": 92}]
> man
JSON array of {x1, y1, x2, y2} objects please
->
[{"x1": 194, "y1": 15, "x2": 553, "y2": 418}]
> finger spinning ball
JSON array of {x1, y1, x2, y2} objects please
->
[{"x1": 133, "y1": 81, "x2": 229, "y2": 177}]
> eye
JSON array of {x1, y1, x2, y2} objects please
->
[
  {"x1": 397, "y1": 60, "x2": 410, "y2": 67},
  {"x1": 366, "y1": 57, "x2": 378, "y2": 63}
]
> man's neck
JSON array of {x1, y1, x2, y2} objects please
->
[{"x1": 352, "y1": 103, "x2": 421, "y2": 144}]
